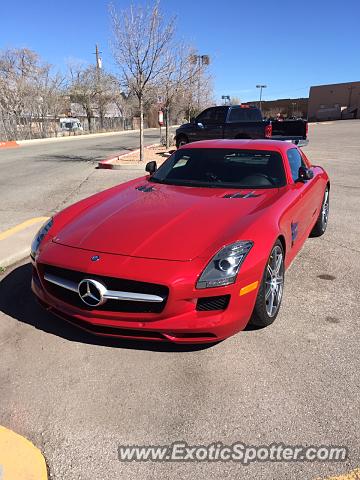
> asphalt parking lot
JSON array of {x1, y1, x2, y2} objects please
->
[
  {"x1": 0, "y1": 128, "x2": 166, "y2": 232},
  {"x1": 0, "y1": 120, "x2": 359, "y2": 480}
]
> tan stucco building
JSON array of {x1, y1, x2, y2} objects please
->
[{"x1": 308, "y1": 81, "x2": 360, "y2": 121}]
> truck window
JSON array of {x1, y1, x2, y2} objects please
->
[
  {"x1": 228, "y1": 108, "x2": 262, "y2": 122},
  {"x1": 197, "y1": 107, "x2": 227, "y2": 125},
  {"x1": 287, "y1": 148, "x2": 306, "y2": 181}
]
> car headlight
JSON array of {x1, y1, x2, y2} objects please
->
[
  {"x1": 30, "y1": 217, "x2": 53, "y2": 259},
  {"x1": 196, "y1": 241, "x2": 253, "y2": 289}
]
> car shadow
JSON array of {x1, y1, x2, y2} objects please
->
[{"x1": 0, "y1": 263, "x2": 216, "y2": 352}]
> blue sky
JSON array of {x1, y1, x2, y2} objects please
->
[{"x1": 2, "y1": 0, "x2": 359, "y2": 103}]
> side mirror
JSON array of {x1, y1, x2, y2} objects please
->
[
  {"x1": 145, "y1": 161, "x2": 157, "y2": 175},
  {"x1": 297, "y1": 166, "x2": 314, "y2": 182}
]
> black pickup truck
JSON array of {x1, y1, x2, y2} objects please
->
[{"x1": 175, "y1": 105, "x2": 308, "y2": 148}]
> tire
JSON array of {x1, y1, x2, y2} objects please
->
[
  {"x1": 310, "y1": 187, "x2": 329, "y2": 237},
  {"x1": 249, "y1": 240, "x2": 285, "y2": 327},
  {"x1": 176, "y1": 135, "x2": 188, "y2": 148}
]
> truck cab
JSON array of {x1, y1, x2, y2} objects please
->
[{"x1": 175, "y1": 105, "x2": 308, "y2": 148}]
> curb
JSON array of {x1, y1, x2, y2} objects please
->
[
  {"x1": 0, "y1": 426, "x2": 48, "y2": 479},
  {"x1": 0, "y1": 141, "x2": 19, "y2": 149},
  {"x1": 0, "y1": 247, "x2": 30, "y2": 270},
  {"x1": 0, "y1": 217, "x2": 49, "y2": 270},
  {"x1": 98, "y1": 143, "x2": 161, "y2": 170}
]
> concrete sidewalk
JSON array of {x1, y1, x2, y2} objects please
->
[
  {"x1": 16, "y1": 125, "x2": 178, "y2": 147},
  {"x1": 17, "y1": 127, "x2": 158, "y2": 146}
]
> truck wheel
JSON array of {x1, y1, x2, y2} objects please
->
[
  {"x1": 249, "y1": 240, "x2": 285, "y2": 327},
  {"x1": 176, "y1": 135, "x2": 188, "y2": 148},
  {"x1": 310, "y1": 187, "x2": 329, "y2": 237}
]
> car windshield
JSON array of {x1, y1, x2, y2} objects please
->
[{"x1": 150, "y1": 148, "x2": 286, "y2": 189}]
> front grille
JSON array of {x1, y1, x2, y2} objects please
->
[
  {"x1": 196, "y1": 295, "x2": 230, "y2": 311},
  {"x1": 40, "y1": 264, "x2": 168, "y2": 313}
]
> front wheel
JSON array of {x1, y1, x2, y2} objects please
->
[{"x1": 249, "y1": 240, "x2": 285, "y2": 327}]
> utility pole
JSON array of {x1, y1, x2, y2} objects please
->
[
  {"x1": 256, "y1": 84, "x2": 267, "y2": 111},
  {"x1": 93, "y1": 45, "x2": 103, "y2": 130},
  {"x1": 94, "y1": 44, "x2": 102, "y2": 71}
]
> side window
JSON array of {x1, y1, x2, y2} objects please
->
[
  {"x1": 212, "y1": 107, "x2": 227, "y2": 124},
  {"x1": 228, "y1": 108, "x2": 246, "y2": 122},
  {"x1": 248, "y1": 109, "x2": 262, "y2": 121},
  {"x1": 197, "y1": 108, "x2": 227, "y2": 125},
  {"x1": 196, "y1": 108, "x2": 213, "y2": 124},
  {"x1": 287, "y1": 148, "x2": 305, "y2": 181},
  {"x1": 228, "y1": 108, "x2": 261, "y2": 122}
]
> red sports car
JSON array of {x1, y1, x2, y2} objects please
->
[{"x1": 31, "y1": 140, "x2": 329, "y2": 343}]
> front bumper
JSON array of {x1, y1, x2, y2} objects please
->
[{"x1": 32, "y1": 242, "x2": 264, "y2": 343}]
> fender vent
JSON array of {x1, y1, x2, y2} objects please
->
[
  {"x1": 223, "y1": 191, "x2": 260, "y2": 199},
  {"x1": 136, "y1": 185, "x2": 155, "y2": 192}
]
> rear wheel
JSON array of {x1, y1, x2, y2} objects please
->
[
  {"x1": 310, "y1": 187, "x2": 329, "y2": 237},
  {"x1": 176, "y1": 135, "x2": 188, "y2": 148},
  {"x1": 249, "y1": 240, "x2": 285, "y2": 327}
]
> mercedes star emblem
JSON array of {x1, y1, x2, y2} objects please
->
[{"x1": 78, "y1": 278, "x2": 107, "y2": 307}]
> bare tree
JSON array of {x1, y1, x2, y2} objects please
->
[
  {"x1": 230, "y1": 96, "x2": 241, "y2": 105},
  {"x1": 32, "y1": 66, "x2": 66, "y2": 137},
  {"x1": 0, "y1": 48, "x2": 64, "y2": 140},
  {"x1": 110, "y1": 1, "x2": 175, "y2": 160},
  {"x1": 173, "y1": 51, "x2": 214, "y2": 123},
  {"x1": 0, "y1": 48, "x2": 39, "y2": 139},
  {"x1": 157, "y1": 44, "x2": 198, "y2": 148},
  {"x1": 68, "y1": 63, "x2": 99, "y2": 132},
  {"x1": 96, "y1": 72, "x2": 121, "y2": 131}
]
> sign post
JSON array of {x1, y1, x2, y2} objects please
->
[{"x1": 158, "y1": 108, "x2": 164, "y2": 141}]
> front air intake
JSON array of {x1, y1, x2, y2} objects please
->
[{"x1": 196, "y1": 295, "x2": 230, "y2": 311}]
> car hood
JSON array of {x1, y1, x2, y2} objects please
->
[{"x1": 53, "y1": 181, "x2": 278, "y2": 261}]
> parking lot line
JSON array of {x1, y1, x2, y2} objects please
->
[
  {"x1": 0, "y1": 217, "x2": 49, "y2": 241},
  {"x1": 0, "y1": 426, "x2": 48, "y2": 479},
  {"x1": 316, "y1": 468, "x2": 360, "y2": 480}
]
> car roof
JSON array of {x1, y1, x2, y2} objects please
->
[{"x1": 179, "y1": 139, "x2": 295, "y2": 153}]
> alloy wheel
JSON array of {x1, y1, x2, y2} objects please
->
[
  {"x1": 321, "y1": 189, "x2": 329, "y2": 230},
  {"x1": 265, "y1": 245, "x2": 284, "y2": 317}
]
